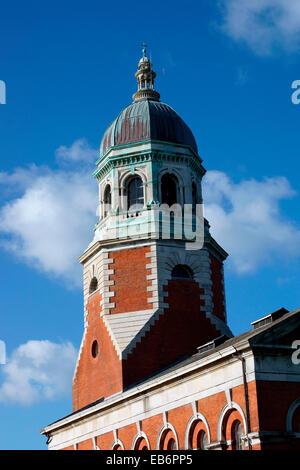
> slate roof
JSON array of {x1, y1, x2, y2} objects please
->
[{"x1": 41, "y1": 307, "x2": 300, "y2": 433}]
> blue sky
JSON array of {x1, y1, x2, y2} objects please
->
[{"x1": 1, "y1": 0, "x2": 300, "y2": 449}]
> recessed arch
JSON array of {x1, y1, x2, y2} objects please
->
[
  {"x1": 156, "y1": 423, "x2": 179, "y2": 450},
  {"x1": 171, "y1": 264, "x2": 194, "y2": 280},
  {"x1": 161, "y1": 173, "x2": 179, "y2": 206},
  {"x1": 110, "y1": 439, "x2": 125, "y2": 450},
  {"x1": 119, "y1": 168, "x2": 147, "y2": 188},
  {"x1": 184, "y1": 413, "x2": 211, "y2": 449},
  {"x1": 118, "y1": 169, "x2": 147, "y2": 212},
  {"x1": 287, "y1": 397, "x2": 300, "y2": 432},
  {"x1": 159, "y1": 167, "x2": 185, "y2": 187},
  {"x1": 131, "y1": 432, "x2": 151, "y2": 450},
  {"x1": 126, "y1": 176, "x2": 144, "y2": 211},
  {"x1": 217, "y1": 403, "x2": 247, "y2": 444}
]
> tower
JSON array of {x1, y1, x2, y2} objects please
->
[
  {"x1": 41, "y1": 50, "x2": 300, "y2": 452},
  {"x1": 72, "y1": 48, "x2": 232, "y2": 412}
]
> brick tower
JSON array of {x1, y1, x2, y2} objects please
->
[{"x1": 72, "y1": 47, "x2": 232, "y2": 412}]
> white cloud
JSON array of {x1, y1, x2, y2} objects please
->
[
  {"x1": 203, "y1": 170, "x2": 300, "y2": 273},
  {"x1": 0, "y1": 340, "x2": 77, "y2": 406},
  {"x1": 1, "y1": 139, "x2": 300, "y2": 284},
  {"x1": 219, "y1": 0, "x2": 300, "y2": 55},
  {"x1": 55, "y1": 138, "x2": 98, "y2": 164},
  {"x1": 0, "y1": 141, "x2": 98, "y2": 287}
]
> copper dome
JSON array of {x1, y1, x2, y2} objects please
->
[{"x1": 100, "y1": 99, "x2": 198, "y2": 157}]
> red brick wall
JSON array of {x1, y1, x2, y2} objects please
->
[
  {"x1": 109, "y1": 246, "x2": 150, "y2": 314},
  {"x1": 140, "y1": 414, "x2": 163, "y2": 450},
  {"x1": 209, "y1": 254, "x2": 226, "y2": 322},
  {"x1": 72, "y1": 291, "x2": 123, "y2": 411},
  {"x1": 77, "y1": 439, "x2": 93, "y2": 450},
  {"x1": 255, "y1": 380, "x2": 300, "y2": 449},
  {"x1": 123, "y1": 280, "x2": 221, "y2": 388},
  {"x1": 66, "y1": 381, "x2": 261, "y2": 450},
  {"x1": 97, "y1": 431, "x2": 114, "y2": 450}
]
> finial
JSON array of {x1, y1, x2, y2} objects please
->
[
  {"x1": 141, "y1": 42, "x2": 147, "y2": 58},
  {"x1": 132, "y1": 44, "x2": 160, "y2": 102}
]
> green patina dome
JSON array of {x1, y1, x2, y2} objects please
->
[
  {"x1": 100, "y1": 47, "x2": 198, "y2": 157},
  {"x1": 100, "y1": 99, "x2": 198, "y2": 157}
]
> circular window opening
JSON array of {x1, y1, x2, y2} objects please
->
[{"x1": 91, "y1": 340, "x2": 99, "y2": 358}]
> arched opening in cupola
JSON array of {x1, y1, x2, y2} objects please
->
[
  {"x1": 161, "y1": 174, "x2": 178, "y2": 207},
  {"x1": 127, "y1": 176, "x2": 144, "y2": 211},
  {"x1": 103, "y1": 184, "x2": 111, "y2": 218}
]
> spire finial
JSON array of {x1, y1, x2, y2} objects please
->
[
  {"x1": 141, "y1": 42, "x2": 147, "y2": 58},
  {"x1": 132, "y1": 44, "x2": 160, "y2": 102}
]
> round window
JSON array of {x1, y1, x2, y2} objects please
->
[{"x1": 91, "y1": 340, "x2": 99, "y2": 358}]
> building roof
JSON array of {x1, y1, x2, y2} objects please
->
[
  {"x1": 41, "y1": 306, "x2": 300, "y2": 435},
  {"x1": 100, "y1": 100, "x2": 198, "y2": 157},
  {"x1": 100, "y1": 47, "x2": 198, "y2": 158}
]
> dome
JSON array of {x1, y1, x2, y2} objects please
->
[
  {"x1": 100, "y1": 99, "x2": 198, "y2": 157},
  {"x1": 100, "y1": 46, "x2": 198, "y2": 157}
]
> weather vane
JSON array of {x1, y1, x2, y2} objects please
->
[{"x1": 141, "y1": 42, "x2": 147, "y2": 57}]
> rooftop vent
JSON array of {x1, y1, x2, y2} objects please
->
[
  {"x1": 251, "y1": 307, "x2": 289, "y2": 330},
  {"x1": 197, "y1": 335, "x2": 230, "y2": 355}
]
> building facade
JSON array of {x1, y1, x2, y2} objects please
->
[{"x1": 40, "y1": 49, "x2": 300, "y2": 451}]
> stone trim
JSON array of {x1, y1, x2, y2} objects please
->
[
  {"x1": 184, "y1": 413, "x2": 211, "y2": 449},
  {"x1": 156, "y1": 421, "x2": 179, "y2": 450},
  {"x1": 131, "y1": 431, "x2": 151, "y2": 450},
  {"x1": 217, "y1": 402, "x2": 248, "y2": 442},
  {"x1": 103, "y1": 308, "x2": 161, "y2": 360}
]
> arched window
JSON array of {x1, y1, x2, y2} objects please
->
[
  {"x1": 127, "y1": 176, "x2": 144, "y2": 211},
  {"x1": 89, "y1": 277, "x2": 98, "y2": 294},
  {"x1": 103, "y1": 184, "x2": 111, "y2": 218},
  {"x1": 187, "y1": 418, "x2": 209, "y2": 450},
  {"x1": 159, "y1": 428, "x2": 178, "y2": 450},
  {"x1": 161, "y1": 174, "x2": 178, "y2": 206},
  {"x1": 171, "y1": 264, "x2": 193, "y2": 280},
  {"x1": 232, "y1": 421, "x2": 244, "y2": 450}
]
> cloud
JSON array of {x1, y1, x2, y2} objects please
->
[
  {"x1": 203, "y1": 170, "x2": 300, "y2": 273},
  {"x1": 1, "y1": 138, "x2": 300, "y2": 284},
  {"x1": 0, "y1": 340, "x2": 77, "y2": 406},
  {"x1": 218, "y1": 0, "x2": 300, "y2": 55},
  {"x1": 55, "y1": 138, "x2": 98, "y2": 164},
  {"x1": 0, "y1": 140, "x2": 98, "y2": 287}
]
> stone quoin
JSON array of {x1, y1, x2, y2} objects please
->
[{"x1": 40, "y1": 47, "x2": 300, "y2": 451}]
